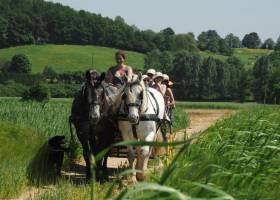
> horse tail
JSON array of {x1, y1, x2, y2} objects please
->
[{"x1": 68, "y1": 116, "x2": 74, "y2": 144}]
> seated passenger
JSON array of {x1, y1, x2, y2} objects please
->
[
  {"x1": 146, "y1": 68, "x2": 156, "y2": 87},
  {"x1": 152, "y1": 72, "x2": 166, "y2": 96},
  {"x1": 104, "y1": 51, "x2": 134, "y2": 109},
  {"x1": 162, "y1": 74, "x2": 176, "y2": 109},
  {"x1": 142, "y1": 74, "x2": 149, "y2": 87}
]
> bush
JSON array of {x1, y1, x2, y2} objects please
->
[
  {"x1": 48, "y1": 83, "x2": 80, "y2": 98},
  {"x1": 7, "y1": 54, "x2": 31, "y2": 73},
  {"x1": 22, "y1": 84, "x2": 50, "y2": 102},
  {"x1": 0, "y1": 82, "x2": 28, "y2": 97}
]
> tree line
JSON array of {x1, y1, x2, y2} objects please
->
[
  {"x1": 145, "y1": 49, "x2": 280, "y2": 104},
  {"x1": 1, "y1": 0, "x2": 280, "y2": 54}
]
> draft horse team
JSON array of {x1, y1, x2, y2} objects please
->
[{"x1": 69, "y1": 51, "x2": 175, "y2": 182}]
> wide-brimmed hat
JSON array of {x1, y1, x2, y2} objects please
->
[
  {"x1": 147, "y1": 68, "x2": 156, "y2": 75},
  {"x1": 154, "y1": 72, "x2": 163, "y2": 79},
  {"x1": 162, "y1": 74, "x2": 169, "y2": 81},
  {"x1": 142, "y1": 74, "x2": 149, "y2": 80}
]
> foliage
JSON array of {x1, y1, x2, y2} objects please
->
[
  {"x1": 252, "y1": 51, "x2": 280, "y2": 104},
  {"x1": 224, "y1": 33, "x2": 241, "y2": 48},
  {"x1": 0, "y1": 81, "x2": 28, "y2": 97},
  {"x1": 0, "y1": 122, "x2": 45, "y2": 199},
  {"x1": 197, "y1": 30, "x2": 233, "y2": 56},
  {"x1": 261, "y1": 38, "x2": 275, "y2": 49},
  {"x1": 7, "y1": 54, "x2": 31, "y2": 73},
  {"x1": 242, "y1": 32, "x2": 261, "y2": 48},
  {"x1": 165, "y1": 105, "x2": 280, "y2": 199},
  {"x1": 22, "y1": 83, "x2": 50, "y2": 102}
]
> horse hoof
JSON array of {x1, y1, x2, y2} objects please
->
[{"x1": 136, "y1": 173, "x2": 145, "y2": 182}]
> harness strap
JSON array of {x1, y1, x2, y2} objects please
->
[
  {"x1": 148, "y1": 90, "x2": 159, "y2": 116},
  {"x1": 118, "y1": 114, "x2": 160, "y2": 122},
  {"x1": 132, "y1": 124, "x2": 138, "y2": 140}
]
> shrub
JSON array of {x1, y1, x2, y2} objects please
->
[
  {"x1": 22, "y1": 83, "x2": 50, "y2": 102},
  {"x1": 7, "y1": 54, "x2": 31, "y2": 73}
]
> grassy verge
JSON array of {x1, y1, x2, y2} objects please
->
[
  {"x1": 0, "y1": 122, "x2": 45, "y2": 199},
  {"x1": 177, "y1": 101, "x2": 252, "y2": 110}
]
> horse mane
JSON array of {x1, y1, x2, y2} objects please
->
[{"x1": 130, "y1": 74, "x2": 148, "y2": 113}]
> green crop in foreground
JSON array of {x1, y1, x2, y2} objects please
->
[
  {"x1": 0, "y1": 122, "x2": 45, "y2": 199},
  {"x1": 164, "y1": 105, "x2": 280, "y2": 199}
]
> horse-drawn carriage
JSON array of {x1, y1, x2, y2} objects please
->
[{"x1": 69, "y1": 72, "x2": 174, "y2": 181}]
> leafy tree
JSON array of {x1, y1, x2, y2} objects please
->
[
  {"x1": 274, "y1": 36, "x2": 280, "y2": 51},
  {"x1": 144, "y1": 49, "x2": 162, "y2": 71},
  {"x1": 22, "y1": 83, "x2": 50, "y2": 102},
  {"x1": 8, "y1": 54, "x2": 31, "y2": 73},
  {"x1": 198, "y1": 30, "x2": 232, "y2": 54},
  {"x1": 215, "y1": 60, "x2": 230, "y2": 99},
  {"x1": 173, "y1": 33, "x2": 198, "y2": 52},
  {"x1": 219, "y1": 39, "x2": 233, "y2": 56},
  {"x1": 242, "y1": 32, "x2": 261, "y2": 48},
  {"x1": 252, "y1": 55, "x2": 271, "y2": 103},
  {"x1": 160, "y1": 27, "x2": 175, "y2": 51},
  {"x1": 0, "y1": 16, "x2": 8, "y2": 48},
  {"x1": 42, "y1": 66, "x2": 57, "y2": 79},
  {"x1": 172, "y1": 51, "x2": 202, "y2": 99},
  {"x1": 226, "y1": 56, "x2": 246, "y2": 100},
  {"x1": 225, "y1": 33, "x2": 241, "y2": 48},
  {"x1": 199, "y1": 56, "x2": 217, "y2": 99},
  {"x1": 261, "y1": 38, "x2": 275, "y2": 49}
]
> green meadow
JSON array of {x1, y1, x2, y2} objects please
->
[
  {"x1": 200, "y1": 48, "x2": 271, "y2": 69},
  {"x1": 0, "y1": 44, "x2": 145, "y2": 73}
]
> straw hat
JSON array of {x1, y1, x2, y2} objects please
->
[
  {"x1": 147, "y1": 68, "x2": 156, "y2": 75},
  {"x1": 162, "y1": 74, "x2": 169, "y2": 81},
  {"x1": 154, "y1": 72, "x2": 163, "y2": 79},
  {"x1": 142, "y1": 74, "x2": 149, "y2": 80}
]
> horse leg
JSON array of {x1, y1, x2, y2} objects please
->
[
  {"x1": 136, "y1": 126, "x2": 155, "y2": 182},
  {"x1": 136, "y1": 145, "x2": 150, "y2": 181},
  {"x1": 76, "y1": 123, "x2": 92, "y2": 180},
  {"x1": 127, "y1": 146, "x2": 137, "y2": 182}
]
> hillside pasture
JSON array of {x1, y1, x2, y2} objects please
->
[{"x1": 0, "y1": 44, "x2": 145, "y2": 73}]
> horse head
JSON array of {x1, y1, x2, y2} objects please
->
[
  {"x1": 83, "y1": 71, "x2": 106, "y2": 125},
  {"x1": 123, "y1": 73, "x2": 147, "y2": 124}
]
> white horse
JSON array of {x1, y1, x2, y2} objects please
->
[{"x1": 116, "y1": 74, "x2": 165, "y2": 181}]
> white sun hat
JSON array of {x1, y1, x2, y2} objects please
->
[
  {"x1": 146, "y1": 68, "x2": 156, "y2": 75},
  {"x1": 142, "y1": 74, "x2": 149, "y2": 80},
  {"x1": 154, "y1": 72, "x2": 163, "y2": 79},
  {"x1": 162, "y1": 74, "x2": 169, "y2": 81}
]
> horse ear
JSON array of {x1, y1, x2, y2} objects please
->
[
  {"x1": 99, "y1": 72, "x2": 106, "y2": 82},
  {"x1": 85, "y1": 70, "x2": 91, "y2": 81},
  {"x1": 138, "y1": 72, "x2": 142, "y2": 81},
  {"x1": 123, "y1": 74, "x2": 128, "y2": 83}
]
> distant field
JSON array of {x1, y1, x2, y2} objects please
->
[
  {"x1": 200, "y1": 48, "x2": 272, "y2": 69},
  {"x1": 0, "y1": 44, "x2": 145, "y2": 73}
]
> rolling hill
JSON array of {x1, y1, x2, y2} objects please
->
[
  {"x1": 0, "y1": 45, "x2": 272, "y2": 74},
  {"x1": 200, "y1": 48, "x2": 272, "y2": 69},
  {"x1": 0, "y1": 44, "x2": 145, "y2": 73}
]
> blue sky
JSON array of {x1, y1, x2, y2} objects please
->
[{"x1": 49, "y1": 0, "x2": 280, "y2": 41}]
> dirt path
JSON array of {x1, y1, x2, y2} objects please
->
[
  {"x1": 15, "y1": 108, "x2": 235, "y2": 200},
  {"x1": 175, "y1": 109, "x2": 235, "y2": 141}
]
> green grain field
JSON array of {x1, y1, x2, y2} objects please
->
[{"x1": 0, "y1": 98, "x2": 188, "y2": 199}]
